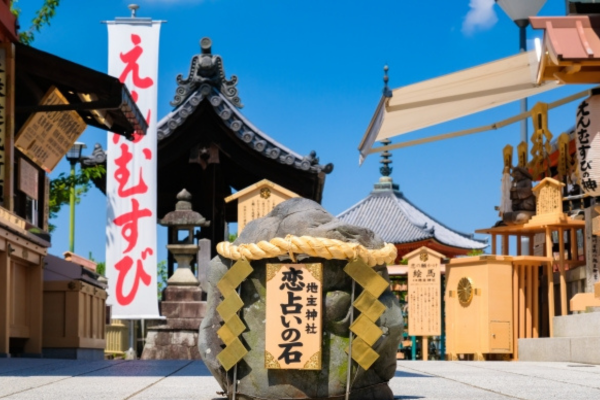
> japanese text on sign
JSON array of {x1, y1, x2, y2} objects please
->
[
  {"x1": 15, "y1": 87, "x2": 87, "y2": 173},
  {"x1": 407, "y1": 251, "x2": 441, "y2": 336},
  {"x1": 265, "y1": 263, "x2": 322, "y2": 370}
]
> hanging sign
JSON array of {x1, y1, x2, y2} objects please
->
[
  {"x1": 576, "y1": 96, "x2": 600, "y2": 196},
  {"x1": 106, "y1": 19, "x2": 162, "y2": 318},
  {"x1": 15, "y1": 87, "x2": 87, "y2": 173},
  {"x1": 18, "y1": 158, "x2": 38, "y2": 200},
  {"x1": 406, "y1": 247, "x2": 442, "y2": 336},
  {"x1": 265, "y1": 263, "x2": 322, "y2": 370}
]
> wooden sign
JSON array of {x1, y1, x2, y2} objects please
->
[
  {"x1": 405, "y1": 247, "x2": 443, "y2": 336},
  {"x1": 527, "y1": 177, "x2": 566, "y2": 226},
  {"x1": 265, "y1": 263, "x2": 322, "y2": 370},
  {"x1": 225, "y1": 179, "x2": 299, "y2": 234},
  {"x1": 18, "y1": 158, "x2": 38, "y2": 200},
  {"x1": 15, "y1": 86, "x2": 87, "y2": 172}
]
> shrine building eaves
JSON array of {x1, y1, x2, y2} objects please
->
[{"x1": 157, "y1": 37, "x2": 333, "y2": 175}]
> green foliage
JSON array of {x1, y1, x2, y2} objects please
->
[
  {"x1": 88, "y1": 252, "x2": 105, "y2": 276},
  {"x1": 157, "y1": 260, "x2": 167, "y2": 300},
  {"x1": 466, "y1": 249, "x2": 484, "y2": 256},
  {"x1": 11, "y1": 0, "x2": 61, "y2": 45},
  {"x1": 399, "y1": 258, "x2": 408, "y2": 265},
  {"x1": 228, "y1": 233, "x2": 238, "y2": 243},
  {"x1": 48, "y1": 165, "x2": 105, "y2": 232}
]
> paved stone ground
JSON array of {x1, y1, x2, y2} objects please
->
[{"x1": 0, "y1": 359, "x2": 599, "y2": 399}]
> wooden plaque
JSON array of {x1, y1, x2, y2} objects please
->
[
  {"x1": 18, "y1": 158, "x2": 38, "y2": 200},
  {"x1": 406, "y1": 247, "x2": 442, "y2": 336},
  {"x1": 15, "y1": 86, "x2": 87, "y2": 172},
  {"x1": 265, "y1": 263, "x2": 322, "y2": 370}
]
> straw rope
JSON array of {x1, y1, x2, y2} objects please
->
[{"x1": 216, "y1": 235, "x2": 397, "y2": 267}]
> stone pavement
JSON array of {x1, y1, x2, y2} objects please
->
[{"x1": 0, "y1": 359, "x2": 599, "y2": 399}]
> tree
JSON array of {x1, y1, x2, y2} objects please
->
[
  {"x1": 48, "y1": 165, "x2": 105, "y2": 232},
  {"x1": 156, "y1": 260, "x2": 167, "y2": 300},
  {"x1": 11, "y1": 0, "x2": 61, "y2": 45}
]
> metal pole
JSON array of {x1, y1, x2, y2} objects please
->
[
  {"x1": 519, "y1": 24, "x2": 528, "y2": 147},
  {"x1": 68, "y1": 161, "x2": 76, "y2": 252},
  {"x1": 345, "y1": 279, "x2": 356, "y2": 400},
  {"x1": 411, "y1": 336, "x2": 416, "y2": 360}
]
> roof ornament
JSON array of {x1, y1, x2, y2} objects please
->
[
  {"x1": 379, "y1": 139, "x2": 393, "y2": 177},
  {"x1": 383, "y1": 65, "x2": 392, "y2": 98},
  {"x1": 170, "y1": 37, "x2": 243, "y2": 109},
  {"x1": 128, "y1": 4, "x2": 139, "y2": 18}
]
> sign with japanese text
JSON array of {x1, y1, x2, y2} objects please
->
[
  {"x1": 106, "y1": 20, "x2": 161, "y2": 318},
  {"x1": 15, "y1": 87, "x2": 87, "y2": 173},
  {"x1": 576, "y1": 96, "x2": 600, "y2": 196},
  {"x1": 265, "y1": 263, "x2": 322, "y2": 370},
  {"x1": 407, "y1": 248, "x2": 441, "y2": 336},
  {"x1": 18, "y1": 158, "x2": 38, "y2": 200}
]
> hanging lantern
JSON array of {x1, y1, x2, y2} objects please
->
[{"x1": 575, "y1": 95, "x2": 600, "y2": 196}]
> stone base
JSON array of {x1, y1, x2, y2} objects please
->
[
  {"x1": 141, "y1": 284, "x2": 206, "y2": 360},
  {"x1": 141, "y1": 329, "x2": 201, "y2": 360},
  {"x1": 42, "y1": 348, "x2": 104, "y2": 361}
]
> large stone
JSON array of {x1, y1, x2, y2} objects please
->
[{"x1": 198, "y1": 198, "x2": 403, "y2": 400}]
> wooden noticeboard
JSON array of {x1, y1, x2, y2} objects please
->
[
  {"x1": 15, "y1": 86, "x2": 87, "y2": 172},
  {"x1": 265, "y1": 263, "x2": 322, "y2": 370},
  {"x1": 405, "y1": 247, "x2": 443, "y2": 337},
  {"x1": 225, "y1": 179, "x2": 299, "y2": 234}
]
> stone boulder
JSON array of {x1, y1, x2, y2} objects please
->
[{"x1": 199, "y1": 198, "x2": 403, "y2": 400}]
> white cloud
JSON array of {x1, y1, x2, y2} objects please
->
[{"x1": 462, "y1": 0, "x2": 498, "y2": 36}]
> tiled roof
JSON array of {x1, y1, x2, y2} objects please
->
[{"x1": 337, "y1": 178, "x2": 487, "y2": 250}]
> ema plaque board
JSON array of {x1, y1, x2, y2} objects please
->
[
  {"x1": 406, "y1": 247, "x2": 442, "y2": 336},
  {"x1": 15, "y1": 86, "x2": 87, "y2": 172},
  {"x1": 265, "y1": 263, "x2": 322, "y2": 370}
]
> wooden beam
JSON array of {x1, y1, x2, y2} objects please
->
[
  {"x1": 546, "y1": 227, "x2": 555, "y2": 337},
  {"x1": 526, "y1": 265, "x2": 533, "y2": 338},
  {"x1": 502, "y1": 234, "x2": 509, "y2": 256},
  {"x1": 519, "y1": 266, "x2": 525, "y2": 340},
  {"x1": 0, "y1": 246, "x2": 9, "y2": 356},
  {"x1": 533, "y1": 264, "x2": 539, "y2": 338},
  {"x1": 492, "y1": 235, "x2": 497, "y2": 254},
  {"x1": 558, "y1": 228, "x2": 568, "y2": 316}
]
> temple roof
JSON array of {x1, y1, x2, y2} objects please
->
[
  {"x1": 337, "y1": 142, "x2": 487, "y2": 250},
  {"x1": 156, "y1": 37, "x2": 332, "y2": 175}
]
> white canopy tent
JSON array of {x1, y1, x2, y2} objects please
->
[{"x1": 358, "y1": 51, "x2": 564, "y2": 163}]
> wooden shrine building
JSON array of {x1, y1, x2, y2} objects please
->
[
  {"x1": 84, "y1": 37, "x2": 333, "y2": 260},
  {"x1": 337, "y1": 147, "x2": 486, "y2": 261}
]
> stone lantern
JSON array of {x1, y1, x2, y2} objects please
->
[
  {"x1": 141, "y1": 189, "x2": 210, "y2": 360},
  {"x1": 159, "y1": 189, "x2": 210, "y2": 286}
]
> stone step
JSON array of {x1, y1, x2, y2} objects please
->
[
  {"x1": 162, "y1": 286, "x2": 202, "y2": 301},
  {"x1": 519, "y1": 337, "x2": 600, "y2": 364},
  {"x1": 554, "y1": 312, "x2": 600, "y2": 338}
]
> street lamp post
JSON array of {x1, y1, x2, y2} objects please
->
[
  {"x1": 496, "y1": 0, "x2": 547, "y2": 147},
  {"x1": 66, "y1": 142, "x2": 86, "y2": 253}
]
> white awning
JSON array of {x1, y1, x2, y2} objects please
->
[{"x1": 359, "y1": 51, "x2": 561, "y2": 162}]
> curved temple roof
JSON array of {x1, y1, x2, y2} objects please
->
[
  {"x1": 337, "y1": 145, "x2": 487, "y2": 251},
  {"x1": 157, "y1": 37, "x2": 333, "y2": 175}
]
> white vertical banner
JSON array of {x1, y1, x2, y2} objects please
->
[{"x1": 106, "y1": 20, "x2": 161, "y2": 318}]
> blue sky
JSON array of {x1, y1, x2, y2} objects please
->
[{"x1": 16, "y1": 0, "x2": 586, "y2": 264}]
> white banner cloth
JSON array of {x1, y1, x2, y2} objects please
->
[
  {"x1": 576, "y1": 95, "x2": 600, "y2": 197},
  {"x1": 106, "y1": 21, "x2": 161, "y2": 318}
]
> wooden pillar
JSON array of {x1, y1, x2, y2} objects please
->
[
  {"x1": 512, "y1": 264, "x2": 519, "y2": 360},
  {"x1": 558, "y1": 228, "x2": 568, "y2": 316},
  {"x1": 492, "y1": 235, "x2": 497, "y2": 254},
  {"x1": 570, "y1": 229, "x2": 577, "y2": 263},
  {"x1": 422, "y1": 337, "x2": 428, "y2": 361},
  {"x1": 517, "y1": 235, "x2": 522, "y2": 256},
  {"x1": 526, "y1": 265, "x2": 533, "y2": 338},
  {"x1": 533, "y1": 264, "x2": 540, "y2": 338},
  {"x1": 545, "y1": 227, "x2": 555, "y2": 337},
  {"x1": 24, "y1": 258, "x2": 43, "y2": 355},
  {"x1": 518, "y1": 266, "x2": 525, "y2": 340},
  {"x1": 502, "y1": 234, "x2": 509, "y2": 255},
  {"x1": 0, "y1": 249, "x2": 9, "y2": 356}
]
